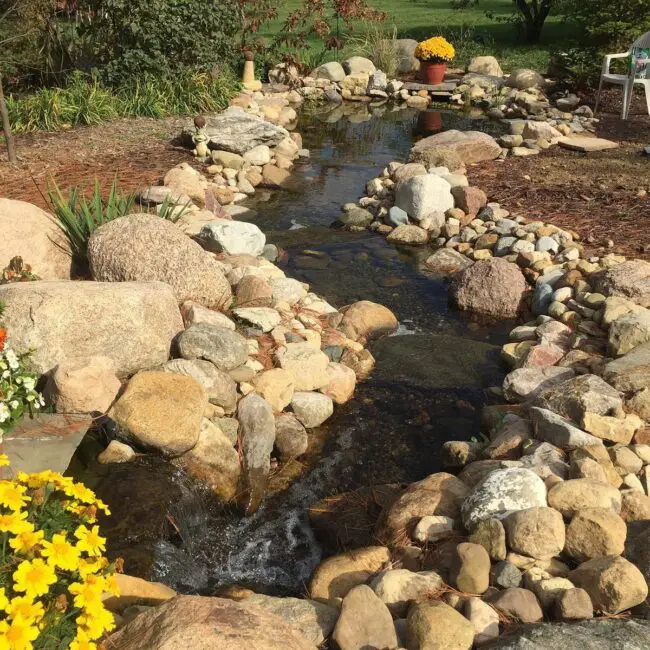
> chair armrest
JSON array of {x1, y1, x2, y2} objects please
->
[{"x1": 602, "y1": 52, "x2": 630, "y2": 74}]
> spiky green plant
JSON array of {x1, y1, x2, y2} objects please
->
[
  {"x1": 47, "y1": 179, "x2": 136, "y2": 265},
  {"x1": 156, "y1": 195, "x2": 193, "y2": 223}
]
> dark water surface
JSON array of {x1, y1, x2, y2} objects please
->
[{"x1": 70, "y1": 105, "x2": 513, "y2": 595}]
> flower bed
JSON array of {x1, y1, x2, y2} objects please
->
[{"x1": 0, "y1": 455, "x2": 118, "y2": 649}]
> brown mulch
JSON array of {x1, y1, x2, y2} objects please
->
[
  {"x1": 469, "y1": 89, "x2": 650, "y2": 260},
  {"x1": 0, "y1": 116, "x2": 192, "y2": 208}
]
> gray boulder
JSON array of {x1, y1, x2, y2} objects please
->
[
  {"x1": 461, "y1": 468, "x2": 547, "y2": 531},
  {"x1": 392, "y1": 39, "x2": 420, "y2": 74},
  {"x1": 238, "y1": 393, "x2": 276, "y2": 513},
  {"x1": 182, "y1": 107, "x2": 290, "y2": 155},
  {"x1": 528, "y1": 407, "x2": 604, "y2": 449},
  {"x1": 199, "y1": 219, "x2": 266, "y2": 257},
  {"x1": 410, "y1": 130, "x2": 502, "y2": 167},
  {"x1": 161, "y1": 359, "x2": 237, "y2": 412},
  {"x1": 506, "y1": 68, "x2": 546, "y2": 90},
  {"x1": 178, "y1": 323, "x2": 248, "y2": 371},
  {"x1": 88, "y1": 214, "x2": 232, "y2": 311},
  {"x1": 395, "y1": 174, "x2": 454, "y2": 221},
  {"x1": 342, "y1": 56, "x2": 376, "y2": 75},
  {"x1": 313, "y1": 61, "x2": 346, "y2": 82},
  {"x1": 487, "y1": 620, "x2": 650, "y2": 649},
  {"x1": 591, "y1": 259, "x2": 650, "y2": 308}
]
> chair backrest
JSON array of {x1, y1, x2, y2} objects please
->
[
  {"x1": 631, "y1": 31, "x2": 650, "y2": 79},
  {"x1": 631, "y1": 46, "x2": 650, "y2": 79}
]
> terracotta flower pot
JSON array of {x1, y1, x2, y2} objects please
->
[{"x1": 420, "y1": 61, "x2": 447, "y2": 85}]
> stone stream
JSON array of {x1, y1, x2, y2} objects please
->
[{"x1": 69, "y1": 105, "x2": 512, "y2": 595}]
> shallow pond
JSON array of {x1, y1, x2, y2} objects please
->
[{"x1": 70, "y1": 104, "x2": 514, "y2": 595}]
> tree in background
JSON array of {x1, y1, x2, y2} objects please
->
[
  {"x1": 0, "y1": 0, "x2": 21, "y2": 163},
  {"x1": 453, "y1": 0, "x2": 554, "y2": 43},
  {"x1": 237, "y1": 0, "x2": 385, "y2": 59}
]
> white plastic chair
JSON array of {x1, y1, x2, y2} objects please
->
[{"x1": 595, "y1": 31, "x2": 650, "y2": 120}]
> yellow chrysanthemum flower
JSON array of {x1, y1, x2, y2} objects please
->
[
  {"x1": 13, "y1": 558, "x2": 57, "y2": 599},
  {"x1": 103, "y1": 574, "x2": 120, "y2": 597},
  {"x1": 0, "y1": 454, "x2": 10, "y2": 467},
  {"x1": 0, "y1": 617, "x2": 39, "y2": 650},
  {"x1": 41, "y1": 532, "x2": 81, "y2": 571},
  {"x1": 9, "y1": 528, "x2": 44, "y2": 555},
  {"x1": 0, "y1": 481, "x2": 30, "y2": 511},
  {"x1": 76, "y1": 605, "x2": 115, "y2": 640},
  {"x1": 0, "y1": 588, "x2": 9, "y2": 611},
  {"x1": 0, "y1": 510, "x2": 31, "y2": 535},
  {"x1": 78, "y1": 557, "x2": 107, "y2": 579},
  {"x1": 70, "y1": 633, "x2": 97, "y2": 650},
  {"x1": 6, "y1": 596, "x2": 45, "y2": 624},
  {"x1": 414, "y1": 36, "x2": 455, "y2": 63},
  {"x1": 74, "y1": 525, "x2": 106, "y2": 557},
  {"x1": 68, "y1": 576, "x2": 104, "y2": 609}
]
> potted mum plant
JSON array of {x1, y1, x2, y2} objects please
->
[{"x1": 414, "y1": 36, "x2": 455, "y2": 85}]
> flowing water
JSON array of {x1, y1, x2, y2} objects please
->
[{"x1": 70, "y1": 103, "x2": 513, "y2": 596}]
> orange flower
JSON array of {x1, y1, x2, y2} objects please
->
[{"x1": 0, "y1": 328, "x2": 6, "y2": 351}]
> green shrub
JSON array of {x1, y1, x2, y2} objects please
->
[
  {"x1": 559, "y1": 0, "x2": 650, "y2": 51},
  {"x1": 77, "y1": 0, "x2": 240, "y2": 83},
  {"x1": 7, "y1": 69, "x2": 240, "y2": 132}
]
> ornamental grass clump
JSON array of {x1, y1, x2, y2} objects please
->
[
  {"x1": 414, "y1": 36, "x2": 456, "y2": 63},
  {"x1": 0, "y1": 303, "x2": 44, "y2": 440},
  {"x1": 0, "y1": 455, "x2": 119, "y2": 649}
]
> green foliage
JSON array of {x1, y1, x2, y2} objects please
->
[
  {"x1": 47, "y1": 179, "x2": 136, "y2": 264},
  {"x1": 7, "y1": 69, "x2": 240, "y2": 132},
  {"x1": 47, "y1": 179, "x2": 193, "y2": 267},
  {"x1": 559, "y1": 0, "x2": 650, "y2": 51},
  {"x1": 77, "y1": 0, "x2": 240, "y2": 83}
]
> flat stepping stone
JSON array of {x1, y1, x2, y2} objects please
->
[
  {"x1": 0, "y1": 414, "x2": 92, "y2": 476},
  {"x1": 404, "y1": 81, "x2": 458, "y2": 93},
  {"x1": 558, "y1": 136, "x2": 619, "y2": 152}
]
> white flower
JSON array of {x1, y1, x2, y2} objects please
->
[
  {"x1": 22, "y1": 377, "x2": 36, "y2": 392},
  {"x1": 1, "y1": 370, "x2": 8, "y2": 379},
  {"x1": 4, "y1": 350, "x2": 19, "y2": 370},
  {"x1": 0, "y1": 404, "x2": 9, "y2": 423},
  {"x1": 9, "y1": 400, "x2": 19, "y2": 410}
]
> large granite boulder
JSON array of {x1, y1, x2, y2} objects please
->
[
  {"x1": 0, "y1": 281, "x2": 183, "y2": 375},
  {"x1": 0, "y1": 198, "x2": 72, "y2": 280},
  {"x1": 392, "y1": 39, "x2": 420, "y2": 73},
  {"x1": 105, "y1": 595, "x2": 315, "y2": 649},
  {"x1": 182, "y1": 107, "x2": 290, "y2": 155},
  {"x1": 409, "y1": 130, "x2": 502, "y2": 168},
  {"x1": 467, "y1": 56, "x2": 503, "y2": 77},
  {"x1": 505, "y1": 68, "x2": 546, "y2": 90},
  {"x1": 486, "y1": 619, "x2": 650, "y2": 649},
  {"x1": 88, "y1": 214, "x2": 232, "y2": 311},
  {"x1": 450, "y1": 258, "x2": 527, "y2": 319},
  {"x1": 591, "y1": 260, "x2": 650, "y2": 308}
]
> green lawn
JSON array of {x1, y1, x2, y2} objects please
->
[{"x1": 259, "y1": 0, "x2": 578, "y2": 72}]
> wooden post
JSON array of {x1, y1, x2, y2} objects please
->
[{"x1": 0, "y1": 72, "x2": 17, "y2": 164}]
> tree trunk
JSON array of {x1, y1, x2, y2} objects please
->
[{"x1": 0, "y1": 72, "x2": 17, "y2": 164}]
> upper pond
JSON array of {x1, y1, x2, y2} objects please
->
[{"x1": 70, "y1": 104, "x2": 514, "y2": 596}]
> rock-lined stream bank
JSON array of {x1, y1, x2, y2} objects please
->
[{"x1": 67, "y1": 104, "x2": 512, "y2": 594}]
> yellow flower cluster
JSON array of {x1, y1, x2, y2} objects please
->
[
  {"x1": 0, "y1": 454, "x2": 119, "y2": 650},
  {"x1": 414, "y1": 36, "x2": 456, "y2": 63}
]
